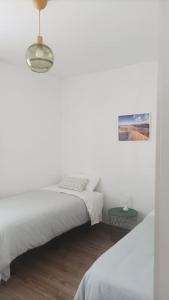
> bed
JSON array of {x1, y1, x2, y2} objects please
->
[
  {"x1": 74, "y1": 212, "x2": 154, "y2": 300},
  {"x1": 0, "y1": 186, "x2": 103, "y2": 282}
]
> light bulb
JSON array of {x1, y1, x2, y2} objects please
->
[{"x1": 35, "y1": 48, "x2": 44, "y2": 58}]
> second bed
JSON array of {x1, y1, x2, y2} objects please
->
[{"x1": 74, "y1": 212, "x2": 154, "y2": 300}]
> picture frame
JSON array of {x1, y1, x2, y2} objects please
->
[{"x1": 118, "y1": 113, "x2": 150, "y2": 141}]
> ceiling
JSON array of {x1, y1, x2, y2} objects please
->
[{"x1": 0, "y1": 0, "x2": 158, "y2": 78}]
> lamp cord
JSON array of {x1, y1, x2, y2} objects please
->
[{"x1": 38, "y1": 10, "x2": 41, "y2": 36}]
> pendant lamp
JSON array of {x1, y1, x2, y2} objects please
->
[{"x1": 26, "y1": 0, "x2": 54, "y2": 73}]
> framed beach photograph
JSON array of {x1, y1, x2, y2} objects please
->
[{"x1": 118, "y1": 113, "x2": 150, "y2": 141}]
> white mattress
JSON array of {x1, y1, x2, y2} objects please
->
[
  {"x1": 0, "y1": 190, "x2": 90, "y2": 280},
  {"x1": 74, "y1": 214, "x2": 154, "y2": 300}
]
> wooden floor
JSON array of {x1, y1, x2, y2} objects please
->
[{"x1": 0, "y1": 223, "x2": 123, "y2": 300}]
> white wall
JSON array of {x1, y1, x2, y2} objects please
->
[
  {"x1": 0, "y1": 63, "x2": 61, "y2": 198},
  {"x1": 60, "y1": 62, "x2": 157, "y2": 221},
  {"x1": 0, "y1": 61, "x2": 157, "y2": 222},
  {"x1": 155, "y1": 1, "x2": 169, "y2": 299}
]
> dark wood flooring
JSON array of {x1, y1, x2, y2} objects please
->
[{"x1": 0, "y1": 223, "x2": 123, "y2": 300}]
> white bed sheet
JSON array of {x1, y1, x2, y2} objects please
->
[
  {"x1": 0, "y1": 189, "x2": 97, "y2": 281},
  {"x1": 74, "y1": 215, "x2": 154, "y2": 300}
]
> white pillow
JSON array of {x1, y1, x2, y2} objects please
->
[
  {"x1": 148, "y1": 210, "x2": 155, "y2": 217},
  {"x1": 58, "y1": 176, "x2": 88, "y2": 192},
  {"x1": 69, "y1": 174, "x2": 100, "y2": 192}
]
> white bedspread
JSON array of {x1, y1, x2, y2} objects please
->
[
  {"x1": 43, "y1": 185, "x2": 103, "y2": 225},
  {"x1": 74, "y1": 215, "x2": 154, "y2": 300},
  {"x1": 0, "y1": 189, "x2": 103, "y2": 281}
]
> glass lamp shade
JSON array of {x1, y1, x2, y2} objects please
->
[{"x1": 26, "y1": 43, "x2": 54, "y2": 73}]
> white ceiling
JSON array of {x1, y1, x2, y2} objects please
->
[{"x1": 0, "y1": 0, "x2": 158, "y2": 78}]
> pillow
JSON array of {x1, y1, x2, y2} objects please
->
[
  {"x1": 147, "y1": 210, "x2": 155, "y2": 217},
  {"x1": 69, "y1": 174, "x2": 100, "y2": 192},
  {"x1": 86, "y1": 175, "x2": 100, "y2": 191},
  {"x1": 58, "y1": 176, "x2": 88, "y2": 192}
]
